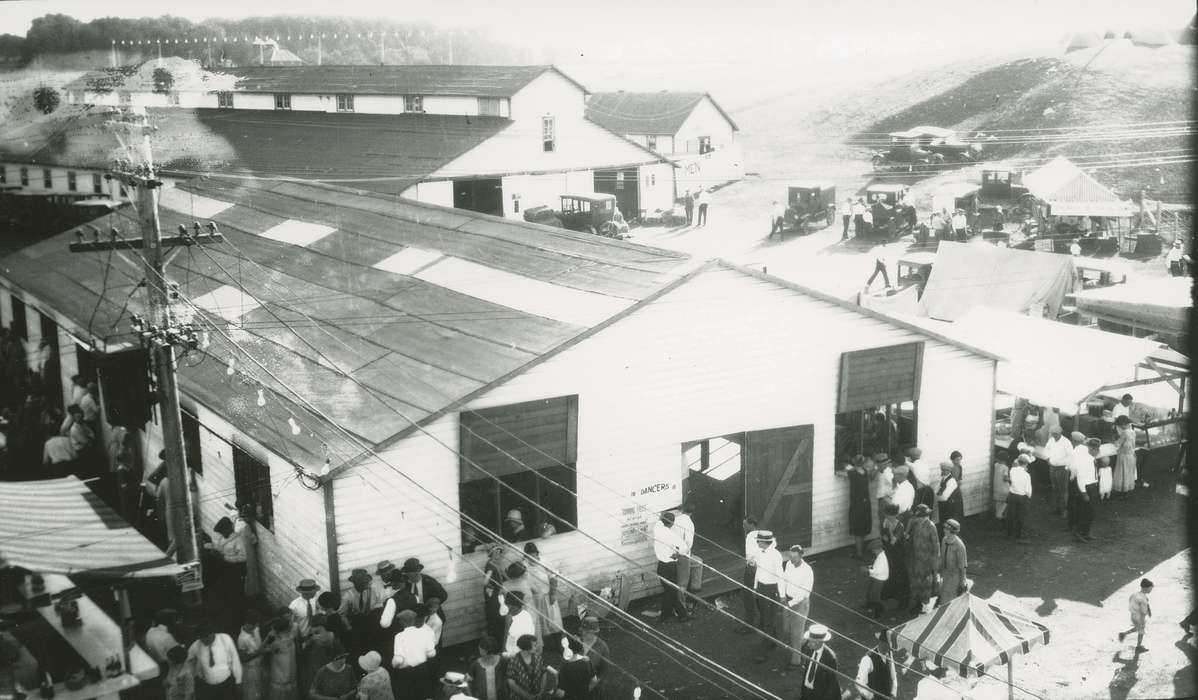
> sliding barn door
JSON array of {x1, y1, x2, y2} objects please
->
[{"x1": 744, "y1": 425, "x2": 813, "y2": 548}]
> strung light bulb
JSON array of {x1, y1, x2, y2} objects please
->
[
  {"x1": 633, "y1": 688, "x2": 641, "y2": 700},
  {"x1": 201, "y1": 331, "x2": 210, "y2": 350},
  {"x1": 319, "y1": 458, "x2": 331, "y2": 477},
  {"x1": 226, "y1": 357, "x2": 236, "y2": 375},
  {"x1": 256, "y1": 388, "x2": 266, "y2": 407},
  {"x1": 498, "y1": 602, "x2": 508, "y2": 617},
  {"x1": 445, "y1": 546, "x2": 458, "y2": 584},
  {"x1": 288, "y1": 417, "x2": 301, "y2": 436},
  {"x1": 560, "y1": 636, "x2": 573, "y2": 661}
]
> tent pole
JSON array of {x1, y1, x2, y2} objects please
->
[{"x1": 1008, "y1": 659, "x2": 1015, "y2": 700}]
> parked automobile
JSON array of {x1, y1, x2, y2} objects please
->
[
  {"x1": 557, "y1": 193, "x2": 630, "y2": 239},
  {"x1": 776, "y1": 181, "x2": 836, "y2": 237}
]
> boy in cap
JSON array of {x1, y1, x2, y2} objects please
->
[{"x1": 1119, "y1": 579, "x2": 1154, "y2": 653}]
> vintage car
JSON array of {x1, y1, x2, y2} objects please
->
[
  {"x1": 871, "y1": 127, "x2": 982, "y2": 172},
  {"x1": 775, "y1": 181, "x2": 836, "y2": 236},
  {"x1": 557, "y1": 193, "x2": 630, "y2": 239},
  {"x1": 862, "y1": 184, "x2": 916, "y2": 241},
  {"x1": 896, "y1": 251, "x2": 937, "y2": 286}
]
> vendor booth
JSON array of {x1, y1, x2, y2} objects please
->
[
  {"x1": 917, "y1": 242, "x2": 1076, "y2": 321},
  {"x1": 0, "y1": 476, "x2": 183, "y2": 699},
  {"x1": 1072, "y1": 277, "x2": 1191, "y2": 350},
  {"x1": 1020, "y1": 156, "x2": 1136, "y2": 241}
]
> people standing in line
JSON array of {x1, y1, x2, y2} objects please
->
[
  {"x1": 164, "y1": 645, "x2": 197, "y2": 700},
  {"x1": 467, "y1": 636, "x2": 505, "y2": 700},
  {"x1": 853, "y1": 629, "x2": 898, "y2": 700},
  {"x1": 340, "y1": 569, "x2": 378, "y2": 656},
  {"x1": 390, "y1": 609, "x2": 435, "y2": 700},
  {"x1": 879, "y1": 503, "x2": 909, "y2": 611},
  {"x1": 355, "y1": 651, "x2": 394, "y2": 700},
  {"x1": 308, "y1": 641, "x2": 356, "y2": 700},
  {"x1": 502, "y1": 591, "x2": 536, "y2": 657},
  {"x1": 937, "y1": 520, "x2": 968, "y2": 606},
  {"x1": 481, "y1": 545, "x2": 508, "y2": 646},
  {"x1": 739, "y1": 516, "x2": 763, "y2": 631},
  {"x1": 1119, "y1": 579, "x2": 1154, "y2": 654},
  {"x1": 578, "y1": 615, "x2": 611, "y2": 698},
  {"x1": 1113, "y1": 415, "x2": 1139, "y2": 498},
  {"x1": 780, "y1": 544, "x2": 814, "y2": 671},
  {"x1": 750, "y1": 530, "x2": 784, "y2": 664},
  {"x1": 235, "y1": 610, "x2": 265, "y2": 700},
  {"x1": 1045, "y1": 427, "x2": 1073, "y2": 517},
  {"x1": 505, "y1": 634, "x2": 549, "y2": 700},
  {"x1": 845, "y1": 455, "x2": 873, "y2": 560},
  {"x1": 289, "y1": 579, "x2": 321, "y2": 640},
  {"x1": 891, "y1": 465, "x2": 915, "y2": 520},
  {"x1": 906, "y1": 504, "x2": 939, "y2": 615},
  {"x1": 1006, "y1": 456, "x2": 1032, "y2": 543},
  {"x1": 673, "y1": 502, "x2": 697, "y2": 614},
  {"x1": 188, "y1": 622, "x2": 243, "y2": 700},
  {"x1": 935, "y1": 461, "x2": 963, "y2": 537},
  {"x1": 1071, "y1": 438, "x2": 1101, "y2": 543},
  {"x1": 695, "y1": 188, "x2": 710, "y2": 226},
  {"x1": 522, "y1": 543, "x2": 562, "y2": 651},
  {"x1": 863, "y1": 539, "x2": 888, "y2": 620},
  {"x1": 842, "y1": 198, "x2": 853, "y2": 239},
  {"x1": 796, "y1": 625, "x2": 840, "y2": 700},
  {"x1": 1166, "y1": 239, "x2": 1191, "y2": 276},
  {"x1": 651, "y1": 511, "x2": 688, "y2": 623},
  {"x1": 683, "y1": 190, "x2": 695, "y2": 227}
]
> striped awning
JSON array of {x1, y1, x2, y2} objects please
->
[
  {"x1": 888, "y1": 594, "x2": 1050, "y2": 676},
  {"x1": 0, "y1": 476, "x2": 183, "y2": 578}
]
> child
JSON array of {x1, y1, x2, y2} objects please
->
[
  {"x1": 425, "y1": 597, "x2": 445, "y2": 650},
  {"x1": 264, "y1": 616, "x2": 298, "y2": 700},
  {"x1": 237, "y1": 610, "x2": 266, "y2": 700},
  {"x1": 162, "y1": 645, "x2": 195, "y2": 700},
  {"x1": 1119, "y1": 578, "x2": 1153, "y2": 653},
  {"x1": 1098, "y1": 456, "x2": 1113, "y2": 501},
  {"x1": 862, "y1": 539, "x2": 889, "y2": 620}
]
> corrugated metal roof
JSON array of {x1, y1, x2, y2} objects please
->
[
  {"x1": 0, "y1": 107, "x2": 509, "y2": 196},
  {"x1": 225, "y1": 65, "x2": 563, "y2": 97},
  {"x1": 0, "y1": 476, "x2": 182, "y2": 578},
  {"x1": 585, "y1": 91, "x2": 738, "y2": 135},
  {"x1": 0, "y1": 178, "x2": 693, "y2": 466}
]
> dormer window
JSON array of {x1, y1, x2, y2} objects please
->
[
  {"x1": 646, "y1": 135, "x2": 658, "y2": 151},
  {"x1": 404, "y1": 95, "x2": 424, "y2": 113},
  {"x1": 542, "y1": 116, "x2": 556, "y2": 152},
  {"x1": 274, "y1": 93, "x2": 291, "y2": 110},
  {"x1": 217, "y1": 91, "x2": 234, "y2": 109},
  {"x1": 336, "y1": 94, "x2": 354, "y2": 112}
]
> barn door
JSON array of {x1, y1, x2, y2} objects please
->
[{"x1": 744, "y1": 425, "x2": 813, "y2": 548}]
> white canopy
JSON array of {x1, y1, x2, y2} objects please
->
[{"x1": 1022, "y1": 156, "x2": 1134, "y2": 218}]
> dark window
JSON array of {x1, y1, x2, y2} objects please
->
[
  {"x1": 181, "y1": 410, "x2": 203, "y2": 475},
  {"x1": 646, "y1": 135, "x2": 657, "y2": 151},
  {"x1": 10, "y1": 296, "x2": 27, "y2": 340},
  {"x1": 698, "y1": 136, "x2": 712, "y2": 154},
  {"x1": 834, "y1": 342, "x2": 924, "y2": 468},
  {"x1": 20, "y1": 168, "x2": 28, "y2": 186},
  {"x1": 42, "y1": 169, "x2": 52, "y2": 189},
  {"x1": 542, "y1": 116, "x2": 555, "y2": 152},
  {"x1": 404, "y1": 95, "x2": 423, "y2": 113},
  {"x1": 459, "y1": 395, "x2": 578, "y2": 552},
  {"x1": 92, "y1": 173, "x2": 102, "y2": 194},
  {"x1": 67, "y1": 171, "x2": 77, "y2": 192},
  {"x1": 336, "y1": 94, "x2": 354, "y2": 112},
  {"x1": 835, "y1": 402, "x2": 919, "y2": 468},
  {"x1": 233, "y1": 444, "x2": 273, "y2": 531},
  {"x1": 217, "y1": 92, "x2": 234, "y2": 109},
  {"x1": 0, "y1": 166, "x2": 6, "y2": 184},
  {"x1": 274, "y1": 93, "x2": 291, "y2": 110}
]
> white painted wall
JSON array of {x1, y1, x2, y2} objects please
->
[
  {"x1": 510, "y1": 70, "x2": 586, "y2": 122},
  {"x1": 330, "y1": 265, "x2": 995, "y2": 645},
  {"x1": 674, "y1": 141, "x2": 746, "y2": 193},
  {"x1": 674, "y1": 96, "x2": 737, "y2": 153},
  {"x1": 225, "y1": 93, "x2": 273, "y2": 111},
  {"x1": 401, "y1": 180, "x2": 454, "y2": 209},
  {"x1": 638, "y1": 161, "x2": 677, "y2": 214},
  {"x1": 1, "y1": 162, "x2": 124, "y2": 199}
]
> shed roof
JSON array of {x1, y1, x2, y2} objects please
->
[
  {"x1": 585, "y1": 91, "x2": 738, "y2": 135},
  {"x1": 224, "y1": 64, "x2": 577, "y2": 97},
  {"x1": 0, "y1": 178, "x2": 693, "y2": 467},
  {"x1": 0, "y1": 107, "x2": 509, "y2": 196}
]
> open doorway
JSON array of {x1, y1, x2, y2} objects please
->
[{"x1": 681, "y1": 434, "x2": 745, "y2": 559}]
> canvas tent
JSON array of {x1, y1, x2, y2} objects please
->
[
  {"x1": 918, "y1": 242, "x2": 1075, "y2": 322},
  {"x1": 1073, "y1": 277, "x2": 1191, "y2": 340},
  {"x1": 1022, "y1": 156, "x2": 1134, "y2": 218},
  {"x1": 1063, "y1": 31, "x2": 1103, "y2": 51},
  {"x1": 1128, "y1": 27, "x2": 1174, "y2": 47}
]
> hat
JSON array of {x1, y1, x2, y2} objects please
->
[
  {"x1": 505, "y1": 562, "x2": 527, "y2": 579},
  {"x1": 913, "y1": 503, "x2": 932, "y2": 517},
  {"x1": 788, "y1": 544, "x2": 804, "y2": 555},
  {"x1": 755, "y1": 530, "x2": 775, "y2": 543},
  {"x1": 166, "y1": 645, "x2": 188, "y2": 664},
  {"x1": 1016, "y1": 442, "x2": 1033, "y2": 453},
  {"x1": 1085, "y1": 438, "x2": 1101, "y2": 448},
  {"x1": 376, "y1": 560, "x2": 396, "y2": 577},
  {"x1": 1070, "y1": 431, "x2": 1086, "y2": 444},
  {"x1": 944, "y1": 519, "x2": 961, "y2": 533},
  {"x1": 504, "y1": 591, "x2": 526, "y2": 607},
  {"x1": 358, "y1": 651, "x2": 382, "y2": 672},
  {"x1": 504, "y1": 509, "x2": 523, "y2": 524},
  {"x1": 939, "y1": 460, "x2": 954, "y2": 471},
  {"x1": 400, "y1": 558, "x2": 424, "y2": 575},
  {"x1": 867, "y1": 539, "x2": 884, "y2": 552},
  {"x1": 348, "y1": 569, "x2": 372, "y2": 585},
  {"x1": 872, "y1": 453, "x2": 892, "y2": 465},
  {"x1": 580, "y1": 615, "x2": 601, "y2": 631},
  {"x1": 296, "y1": 579, "x2": 321, "y2": 593},
  {"x1": 441, "y1": 671, "x2": 469, "y2": 689},
  {"x1": 805, "y1": 624, "x2": 832, "y2": 642}
]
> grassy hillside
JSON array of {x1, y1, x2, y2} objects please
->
[{"x1": 852, "y1": 44, "x2": 1193, "y2": 200}]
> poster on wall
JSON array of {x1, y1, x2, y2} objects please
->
[{"x1": 619, "y1": 477, "x2": 682, "y2": 546}]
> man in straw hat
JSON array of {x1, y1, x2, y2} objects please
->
[
  {"x1": 938, "y1": 519, "x2": 968, "y2": 606},
  {"x1": 440, "y1": 671, "x2": 478, "y2": 700},
  {"x1": 340, "y1": 568, "x2": 378, "y2": 655},
  {"x1": 355, "y1": 651, "x2": 393, "y2": 700},
  {"x1": 797, "y1": 624, "x2": 840, "y2": 699},
  {"x1": 1065, "y1": 431, "x2": 1089, "y2": 532},
  {"x1": 373, "y1": 560, "x2": 397, "y2": 601},
  {"x1": 289, "y1": 578, "x2": 322, "y2": 638},
  {"x1": 751, "y1": 530, "x2": 784, "y2": 663}
]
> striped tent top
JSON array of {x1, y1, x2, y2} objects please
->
[{"x1": 888, "y1": 594, "x2": 1050, "y2": 676}]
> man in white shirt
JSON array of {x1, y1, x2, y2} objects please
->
[
  {"x1": 289, "y1": 578, "x2": 322, "y2": 638},
  {"x1": 951, "y1": 209, "x2": 968, "y2": 240},
  {"x1": 892, "y1": 466, "x2": 915, "y2": 517},
  {"x1": 1071, "y1": 438, "x2": 1101, "y2": 542},
  {"x1": 855, "y1": 629, "x2": 898, "y2": 700},
  {"x1": 851, "y1": 198, "x2": 866, "y2": 236},
  {"x1": 906, "y1": 447, "x2": 936, "y2": 512},
  {"x1": 696, "y1": 188, "x2": 710, "y2": 226},
  {"x1": 751, "y1": 530, "x2": 784, "y2": 663},
  {"x1": 652, "y1": 512, "x2": 688, "y2": 622},
  {"x1": 1044, "y1": 426, "x2": 1074, "y2": 516},
  {"x1": 739, "y1": 516, "x2": 763, "y2": 631},
  {"x1": 865, "y1": 539, "x2": 889, "y2": 619},
  {"x1": 1112, "y1": 394, "x2": 1133, "y2": 422},
  {"x1": 502, "y1": 592, "x2": 535, "y2": 656},
  {"x1": 187, "y1": 622, "x2": 242, "y2": 698},
  {"x1": 78, "y1": 382, "x2": 101, "y2": 423},
  {"x1": 1006, "y1": 456, "x2": 1033, "y2": 543},
  {"x1": 673, "y1": 503, "x2": 697, "y2": 613},
  {"x1": 780, "y1": 544, "x2": 813, "y2": 670},
  {"x1": 770, "y1": 200, "x2": 787, "y2": 238},
  {"x1": 391, "y1": 609, "x2": 436, "y2": 699},
  {"x1": 1166, "y1": 240, "x2": 1191, "y2": 276},
  {"x1": 144, "y1": 608, "x2": 179, "y2": 669}
]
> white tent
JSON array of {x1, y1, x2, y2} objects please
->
[
  {"x1": 1022, "y1": 156, "x2": 1135, "y2": 217},
  {"x1": 1128, "y1": 27, "x2": 1175, "y2": 47}
]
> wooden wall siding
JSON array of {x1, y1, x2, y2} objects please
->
[
  {"x1": 143, "y1": 399, "x2": 330, "y2": 606},
  {"x1": 837, "y1": 342, "x2": 924, "y2": 412},
  {"x1": 332, "y1": 266, "x2": 995, "y2": 645}
]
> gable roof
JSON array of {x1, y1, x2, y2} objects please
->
[
  {"x1": 0, "y1": 178, "x2": 693, "y2": 469},
  {"x1": 224, "y1": 64, "x2": 578, "y2": 97},
  {"x1": 1022, "y1": 156, "x2": 1132, "y2": 217},
  {"x1": 0, "y1": 107, "x2": 509, "y2": 196},
  {"x1": 586, "y1": 91, "x2": 738, "y2": 135}
]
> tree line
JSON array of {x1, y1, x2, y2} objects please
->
[{"x1": 0, "y1": 14, "x2": 538, "y2": 67}]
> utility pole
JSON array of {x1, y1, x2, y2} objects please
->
[{"x1": 67, "y1": 109, "x2": 224, "y2": 594}]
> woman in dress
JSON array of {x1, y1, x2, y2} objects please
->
[
  {"x1": 237, "y1": 610, "x2": 266, "y2": 700},
  {"x1": 992, "y1": 453, "x2": 1011, "y2": 523},
  {"x1": 1098, "y1": 456, "x2": 1113, "y2": 500},
  {"x1": 878, "y1": 502, "x2": 909, "y2": 610},
  {"x1": 936, "y1": 461, "x2": 963, "y2": 537},
  {"x1": 506, "y1": 634, "x2": 549, "y2": 700},
  {"x1": 307, "y1": 642, "x2": 356, "y2": 700},
  {"x1": 1113, "y1": 415, "x2": 1138, "y2": 497},
  {"x1": 522, "y1": 544, "x2": 564, "y2": 652},
  {"x1": 503, "y1": 562, "x2": 540, "y2": 645},
  {"x1": 577, "y1": 616, "x2": 610, "y2": 700},
  {"x1": 846, "y1": 454, "x2": 874, "y2": 559},
  {"x1": 937, "y1": 519, "x2": 968, "y2": 607},
  {"x1": 556, "y1": 636, "x2": 597, "y2": 700},
  {"x1": 468, "y1": 636, "x2": 507, "y2": 700},
  {"x1": 483, "y1": 544, "x2": 508, "y2": 645}
]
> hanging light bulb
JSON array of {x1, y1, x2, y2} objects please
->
[
  {"x1": 497, "y1": 601, "x2": 508, "y2": 617},
  {"x1": 226, "y1": 357, "x2": 236, "y2": 375},
  {"x1": 288, "y1": 417, "x2": 301, "y2": 436},
  {"x1": 256, "y1": 388, "x2": 266, "y2": 407},
  {"x1": 201, "y1": 331, "x2": 210, "y2": 349},
  {"x1": 319, "y1": 458, "x2": 331, "y2": 477},
  {"x1": 445, "y1": 546, "x2": 458, "y2": 584},
  {"x1": 633, "y1": 688, "x2": 641, "y2": 700}
]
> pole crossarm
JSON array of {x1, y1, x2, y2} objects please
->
[{"x1": 68, "y1": 231, "x2": 224, "y2": 253}]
